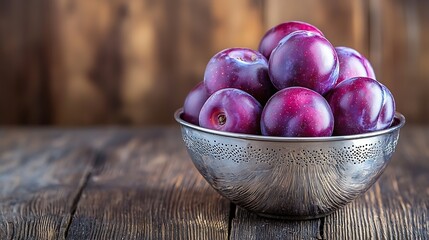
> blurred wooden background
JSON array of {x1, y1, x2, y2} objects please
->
[{"x1": 0, "y1": 0, "x2": 428, "y2": 126}]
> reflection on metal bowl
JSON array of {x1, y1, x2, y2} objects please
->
[{"x1": 175, "y1": 109, "x2": 405, "y2": 220}]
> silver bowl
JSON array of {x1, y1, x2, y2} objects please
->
[{"x1": 175, "y1": 109, "x2": 405, "y2": 220}]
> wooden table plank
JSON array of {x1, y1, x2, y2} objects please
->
[
  {"x1": 66, "y1": 128, "x2": 231, "y2": 240},
  {"x1": 231, "y1": 207, "x2": 321, "y2": 240},
  {"x1": 0, "y1": 126, "x2": 428, "y2": 239},
  {"x1": 0, "y1": 130, "x2": 97, "y2": 240},
  {"x1": 324, "y1": 126, "x2": 429, "y2": 239}
]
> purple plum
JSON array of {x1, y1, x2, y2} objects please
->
[
  {"x1": 377, "y1": 85, "x2": 396, "y2": 129},
  {"x1": 269, "y1": 30, "x2": 339, "y2": 95},
  {"x1": 182, "y1": 81, "x2": 210, "y2": 125},
  {"x1": 204, "y1": 48, "x2": 275, "y2": 104},
  {"x1": 260, "y1": 87, "x2": 334, "y2": 137},
  {"x1": 335, "y1": 46, "x2": 376, "y2": 85},
  {"x1": 326, "y1": 77, "x2": 395, "y2": 135},
  {"x1": 199, "y1": 88, "x2": 262, "y2": 134},
  {"x1": 258, "y1": 21, "x2": 323, "y2": 60}
]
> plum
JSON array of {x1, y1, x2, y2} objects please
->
[
  {"x1": 261, "y1": 87, "x2": 334, "y2": 137},
  {"x1": 335, "y1": 46, "x2": 376, "y2": 85},
  {"x1": 269, "y1": 30, "x2": 339, "y2": 95},
  {"x1": 199, "y1": 88, "x2": 262, "y2": 134},
  {"x1": 182, "y1": 81, "x2": 210, "y2": 125},
  {"x1": 377, "y1": 85, "x2": 396, "y2": 129},
  {"x1": 204, "y1": 48, "x2": 275, "y2": 104},
  {"x1": 326, "y1": 77, "x2": 395, "y2": 135},
  {"x1": 258, "y1": 21, "x2": 323, "y2": 60}
]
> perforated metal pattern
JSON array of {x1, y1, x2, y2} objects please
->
[{"x1": 183, "y1": 133, "x2": 399, "y2": 166}]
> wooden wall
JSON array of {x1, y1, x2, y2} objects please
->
[{"x1": 0, "y1": 0, "x2": 428, "y2": 125}]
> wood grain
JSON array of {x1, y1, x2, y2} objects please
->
[
  {"x1": 369, "y1": 0, "x2": 429, "y2": 125},
  {"x1": 323, "y1": 126, "x2": 429, "y2": 239},
  {"x1": 0, "y1": 127, "x2": 428, "y2": 239},
  {"x1": 0, "y1": 131, "x2": 97, "y2": 240},
  {"x1": 48, "y1": 0, "x2": 264, "y2": 126},
  {"x1": 0, "y1": 0, "x2": 54, "y2": 124},
  {"x1": 66, "y1": 128, "x2": 231, "y2": 239},
  {"x1": 1, "y1": 0, "x2": 429, "y2": 125},
  {"x1": 231, "y1": 207, "x2": 322, "y2": 240}
]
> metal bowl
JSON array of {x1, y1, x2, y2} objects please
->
[{"x1": 174, "y1": 109, "x2": 405, "y2": 220}]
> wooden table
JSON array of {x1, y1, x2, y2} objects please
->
[{"x1": 0, "y1": 126, "x2": 428, "y2": 239}]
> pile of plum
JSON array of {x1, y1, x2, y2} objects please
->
[{"x1": 182, "y1": 21, "x2": 395, "y2": 137}]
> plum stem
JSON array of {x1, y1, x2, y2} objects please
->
[{"x1": 218, "y1": 114, "x2": 226, "y2": 125}]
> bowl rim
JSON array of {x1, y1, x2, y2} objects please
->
[{"x1": 174, "y1": 108, "x2": 405, "y2": 142}]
